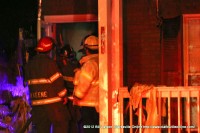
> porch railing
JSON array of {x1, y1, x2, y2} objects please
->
[{"x1": 119, "y1": 86, "x2": 200, "y2": 133}]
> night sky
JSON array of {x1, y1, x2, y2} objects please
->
[{"x1": 0, "y1": 0, "x2": 37, "y2": 59}]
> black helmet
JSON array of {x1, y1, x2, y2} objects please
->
[{"x1": 60, "y1": 44, "x2": 75, "y2": 59}]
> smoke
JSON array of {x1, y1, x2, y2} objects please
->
[{"x1": 0, "y1": 75, "x2": 29, "y2": 104}]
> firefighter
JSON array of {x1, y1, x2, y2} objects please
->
[
  {"x1": 56, "y1": 44, "x2": 81, "y2": 133},
  {"x1": 73, "y1": 35, "x2": 99, "y2": 133},
  {"x1": 24, "y1": 37, "x2": 70, "y2": 133}
]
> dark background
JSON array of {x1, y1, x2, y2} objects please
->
[{"x1": 0, "y1": 0, "x2": 37, "y2": 60}]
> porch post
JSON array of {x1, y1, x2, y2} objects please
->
[
  {"x1": 111, "y1": 0, "x2": 123, "y2": 132},
  {"x1": 98, "y1": 0, "x2": 123, "y2": 132},
  {"x1": 37, "y1": 0, "x2": 42, "y2": 41}
]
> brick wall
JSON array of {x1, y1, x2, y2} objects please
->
[
  {"x1": 123, "y1": 0, "x2": 200, "y2": 88},
  {"x1": 123, "y1": 0, "x2": 161, "y2": 87}
]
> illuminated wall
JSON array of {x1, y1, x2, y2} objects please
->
[{"x1": 56, "y1": 22, "x2": 98, "y2": 60}]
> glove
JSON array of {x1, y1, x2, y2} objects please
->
[{"x1": 62, "y1": 97, "x2": 68, "y2": 105}]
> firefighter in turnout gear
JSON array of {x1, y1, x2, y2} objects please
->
[
  {"x1": 57, "y1": 44, "x2": 79, "y2": 94},
  {"x1": 73, "y1": 35, "x2": 99, "y2": 133},
  {"x1": 56, "y1": 44, "x2": 81, "y2": 133},
  {"x1": 24, "y1": 37, "x2": 70, "y2": 133}
]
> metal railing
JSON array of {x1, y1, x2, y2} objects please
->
[{"x1": 119, "y1": 86, "x2": 200, "y2": 133}]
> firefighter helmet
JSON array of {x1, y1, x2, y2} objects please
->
[
  {"x1": 60, "y1": 44, "x2": 75, "y2": 58},
  {"x1": 36, "y1": 37, "x2": 53, "y2": 52},
  {"x1": 83, "y1": 35, "x2": 98, "y2": 50}
]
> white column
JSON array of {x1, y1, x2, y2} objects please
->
[
  {"x1": 37, "y1": 0, "x2": 42, "y2": 41},
  {"x1": 98, "y1": 0, "x2": 110, "y2": 132},
  {"x1": 98, "y1": 0, "x2": 123, "y2": 133},
  {"x1": 111, "y1": 0, "x2": 123, "y2": 132}
]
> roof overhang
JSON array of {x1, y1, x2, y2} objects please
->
[{"x1": 43, "y1": 14, "x2": 98, "y2": 23}]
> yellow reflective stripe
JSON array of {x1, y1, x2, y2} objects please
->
[
  {"x1": 73, "y1": 80, "x2": 78, "y2": 85},
  {"x1": 63, "y1": 76, "x2": 74, "y2": 82},
  {"x1": 74, "y1": 89, "x2": 84, "y2": 99},
  {"x1": 58, "y1": 89, "x2": 67, "y2": 97},
  {"x1": 74, "y1": 101, "x2": 98, "y2": 107},
  {"x1": 74, "y1": 80, "x2": 78, "y2": 85},
  {"x1": 82, "y1": 71, "x2": 92, "y2": 81},
  {"x1": 91, "y1": 81, "x2": 99, "y2": 85},
  {"x1": 31, "y1": 97, "x2": 62, "y2": 105},
  {"x1": 50, "y1": 72, "x2": 62, "y2": 82},
  {"x1": 28, "y1": 72, "x2": 62, "y2": 85},
  {"x1": 28, "y1": 78, "x2": 51, "y2": 85}
]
